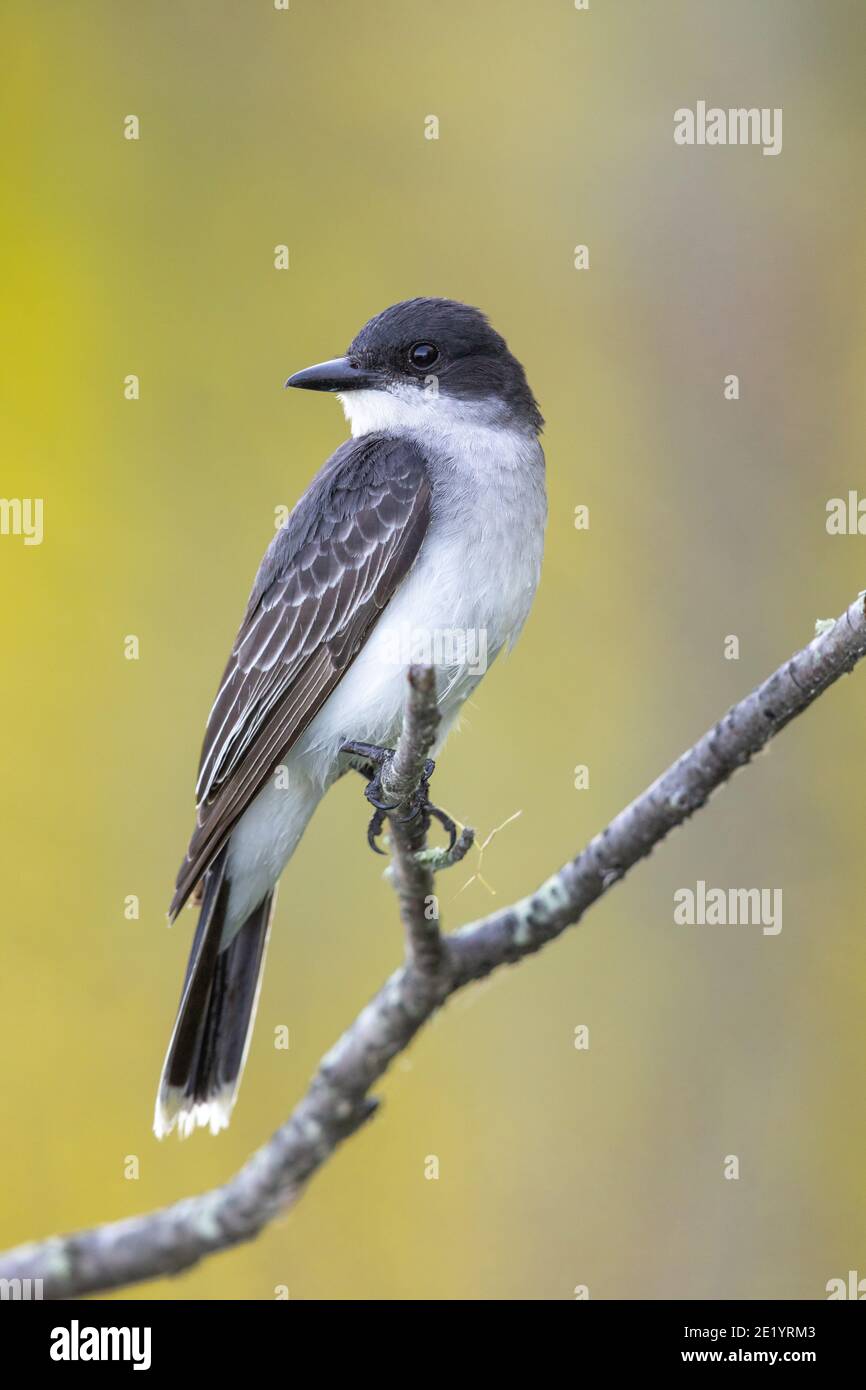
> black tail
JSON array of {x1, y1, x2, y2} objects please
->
[{"x1": 154, "y1": 850, "x2": 275, "y2": 1138}]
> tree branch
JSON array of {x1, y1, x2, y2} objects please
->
[
  {"x1": 378, "y1": 664, "x2": 452, "y2": 978},
  {"x1": 2, "y1": 591, "x2": 865, "y2": 1298}
]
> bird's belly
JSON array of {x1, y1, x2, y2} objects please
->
[{"x1": 294, "y1": 499, "x2": 542, "y2": 784}]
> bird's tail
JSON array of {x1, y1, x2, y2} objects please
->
[{"x1": 154, "y1": 849, "x2": 276, "y2": 1139}]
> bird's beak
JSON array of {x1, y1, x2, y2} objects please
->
[{"x1": 284, "y1": 357, "x2": 382, "y2": 392}]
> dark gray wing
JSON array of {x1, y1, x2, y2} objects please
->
[{"x1": 169, "y1": 434, "x2": 431, "y2": 918}]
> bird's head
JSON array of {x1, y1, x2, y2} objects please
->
[{"x1": 285, "y1": 297, "x2": 543, "y2": 438}]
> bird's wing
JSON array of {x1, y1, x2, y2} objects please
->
[{"x1": 169, "y1": 434, "x2": 431, "y2": 918}]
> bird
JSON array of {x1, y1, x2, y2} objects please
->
[{"x1": 154, "y1": 297, "x2": 547, "y2": 1138}]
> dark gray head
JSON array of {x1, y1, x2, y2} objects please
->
[{"x1": 286, "y1": 297, "x2": 543, "y2": 435}]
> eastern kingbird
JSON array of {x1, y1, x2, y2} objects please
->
[{"x1": 155, "y1": 297, "x2": 547, "y2": 1138}]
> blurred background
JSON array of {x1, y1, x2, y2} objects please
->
[{"x1": 1, "y1": 0, "x2": 865, "y2": 1300}]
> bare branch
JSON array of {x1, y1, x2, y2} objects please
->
[
  {"x1": 448, "y1": 593, "x2": 866, "y2": 983},
  {"x1": 379, "y1": 664, "x2": 451, "y2": 979},
  {"x1": 2, "y1": 592, "x2": 864, "y2": 1298}
]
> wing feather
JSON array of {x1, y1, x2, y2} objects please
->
[{"x1": 169, "y1": 435, "x2": 430, "y2": 918}]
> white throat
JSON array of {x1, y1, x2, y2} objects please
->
[{"x1": 337, "y1": 385, "x2": 513, "y2": 440}]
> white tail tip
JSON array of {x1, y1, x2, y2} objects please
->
[{"x1": 153, "y1": 1085, "x2": 235, "y2": 1140}]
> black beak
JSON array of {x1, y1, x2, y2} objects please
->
[{"x1": 284, "y1": 356, "x2": 381, "y2": 392}]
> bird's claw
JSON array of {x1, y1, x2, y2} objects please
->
[
  {"x1": 367, "y1": 806, "x2": 388, "y2": 856},
  {"x1": 341, "y1": 743, "x2": 456, "y2": 856},
  {"x1": 425, "y1": 801, "x2": 458, "y2": 852},
  {"x1": 397, "y1": 763, "x2": 458, "y2": 852},
  {"x1": 341, "y1": 741, "x2": 399, "y2": 852}
]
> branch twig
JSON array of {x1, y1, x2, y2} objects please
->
[{"x1": 2, "y1": 592, "x2": 865, "y2": 1298}]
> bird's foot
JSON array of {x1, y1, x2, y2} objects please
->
[{"x1": 340, "y1": 740, "x2": 457, "y2": 857}]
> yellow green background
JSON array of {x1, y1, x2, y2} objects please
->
[{"x1": 2, "y1": 0, "x2": 865, "y2": 1299}]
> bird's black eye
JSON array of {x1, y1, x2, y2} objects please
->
[{"x1": 408, "y1": 342, "x2": 439, "y2": 370}]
